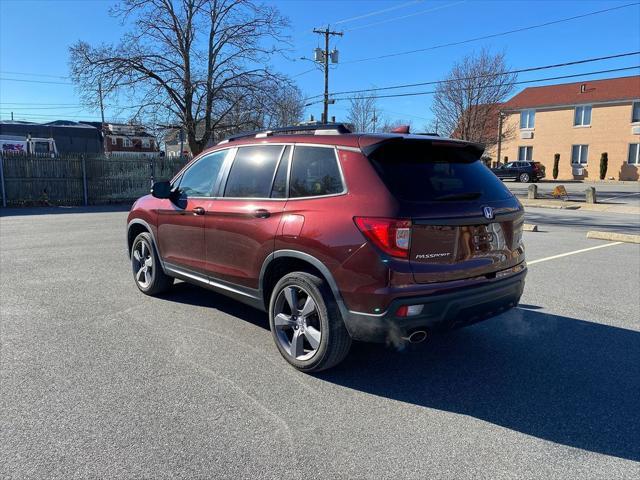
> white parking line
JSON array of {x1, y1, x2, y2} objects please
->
[{"x1": 528, "y1": 242, "x2": 623, "y2": 265}]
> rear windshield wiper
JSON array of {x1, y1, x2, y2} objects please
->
[{"x1": 433, "y1": 192, "x2": 482, "y2": 201}]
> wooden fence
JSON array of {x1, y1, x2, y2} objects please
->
[{"x1": 0, "y1": 153, "x2": 189, "y2": 207}]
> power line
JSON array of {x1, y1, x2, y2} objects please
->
[
  {"x1": 305, "y1": 51, "x2": 640, "y2": 100},
  {"x1": 0, "y1": 77, "x2": 74, "y2": 85},
  {"x1": 307, "y1": 66, "x2": 640, "y2": 104},
  {"x1": 0, "y1": 105, "x2": 90, "y2": 110},
  {"x1": 344, "y1": 1, "x2": 466, "y2": 32},
  {"x1": 342, "y1": 2, "x2": 640, "y2": 65},
  {"x1": 331, "y1": 0, "x2": 421, "y2": 26},
  {"x1": 0, "y1": 102, "x2": 82, "y2": 106},
  {"x1": 0, "y1": 111, "x2": 102, "y2": 119},
  {"x1": 0, "y1": 71, "x2": 70, "y2": 79}
]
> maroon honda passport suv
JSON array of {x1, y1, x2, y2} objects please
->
[{"x1": 127, "y1": 124, "x2": 526, "y2": 372}]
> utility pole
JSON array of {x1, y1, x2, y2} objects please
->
[
  {"x1": 313, "y1": 26, "x2": 342, "y2": 123},
  {"x1": 496, "y1": 112, "x2": 504, "y2": 166},
  {"x1": 98, "y1": 81, "x2": 105, "y2": 125}
]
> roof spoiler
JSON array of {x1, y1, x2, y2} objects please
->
[{"x1": 360, "y1": 136, "x2": 485, "y2": 159}]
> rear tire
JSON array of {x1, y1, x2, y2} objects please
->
[
  {"x1": 519, "y1": 172, "x2": 531, "y2": 183},
  {"x1": 131, "y1": 232, "x2": 173, "y2": 296},
  {"x1": 269, "y1": 272, "x2": 351, "y2": 372}
]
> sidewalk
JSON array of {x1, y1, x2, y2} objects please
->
[{"x1": 520, "y1": 198, "x2": 640, "y2": 214}]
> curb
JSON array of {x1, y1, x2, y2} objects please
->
[
  {"x1": 523, "y1": 224, "x2": 538, "y2": 232},
  {"x1": 520, "y1": 198, "x2": 640, "y2": 214},
  {"x1": 521, "y1": 201, "x2": 580, "y2": 210},
  {"x1": 586, "y1": 231, "x2": 640, "y2": 244}
]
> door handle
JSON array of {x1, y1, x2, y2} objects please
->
[
  {"x1": 253, "y1": 209, "x2": 271, "y2": 219},
  {"x1": 192, "y1": 207, "x2": 205, "y2": 216}
]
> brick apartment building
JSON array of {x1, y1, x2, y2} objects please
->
[
  {"x1": 102, "y1": 123, "x2": 160, "y2": 157},
  {"x1": 487, "y1": 75, "x2": 640, "y2": 181}
]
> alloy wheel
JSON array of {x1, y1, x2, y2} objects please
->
[
  {"x1": 273, "y1": 285, "x2": 322, "y2": 361},
  {"x1": 132, "y1": 239, "x2": 154, "y2": 288}
]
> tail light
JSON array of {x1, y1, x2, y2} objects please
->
[{"x1": 354, "y1": 217, "x2": 411, "y2": 258}]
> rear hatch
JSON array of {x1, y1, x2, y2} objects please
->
[
  {"x1": 365, "y1": 137, "x2": 525, "y2": 283},
  {"x1": 532, "y1": 162, "x2": 546, "y2": 177}
]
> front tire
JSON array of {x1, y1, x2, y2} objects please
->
[
  {"x1": 131, "y1": 232, "x2": 173, "y2": 295},
  {"x1": 269, "y1": 272, "x2": 351, "y2": 372}
]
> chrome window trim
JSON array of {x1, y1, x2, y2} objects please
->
[
  {"x1": 336, "y1": 145, "x2": 361, "y2": 153},
  {"x1": 288, "y1": 144, "x2": 348, "y2": 199},
  {"x1": 171, "y1": 147, "x2": 237, "y2": 198},
  {"x1": 168, "y1": 143, "x2": 350, "y2": 202}
]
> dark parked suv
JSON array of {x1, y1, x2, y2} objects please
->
[
  {"x1": 127, "y1": 124, "x2": 526, "y2": 372},
  {"x1": 491, "y1": 161, "x2": 545, "y2": 183}
]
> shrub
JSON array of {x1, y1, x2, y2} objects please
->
[
  {"x1": 553, "y1": 153, "x2": 560, "y2": 180},
  {"x1": 599, "y1": 152, "x2": 608, "y2": 180}
]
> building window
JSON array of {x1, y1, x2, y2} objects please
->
[
  {"x1": 520, "y1": 109, "x2": 535, "y2": 129},
  {"x1": 123, "y1": 138, "x2": 132, "y2": 148},
  {"x1": 628, "y1": 144, "x2": 640, "y2": 165},
  {"x1": 142, "y1": 138, "x2": 150, "y2": 148},
  {"x1": 571, "y1": 145, "x2": 589, "y2": 165},
  {"x1": 574, "y1": 105, "x2": 592, "y2": 126},
  {"x1": 111, "y1": 137, "x2": 117, "y2": 145},
  {"x1": 518, "y1": 146, "x2": 533, "y2": 161},
  {"x1": 632, "y1": 102, "x2": 640, "y2": 123}
]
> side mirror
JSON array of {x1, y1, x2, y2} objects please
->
[{"x1": 151, "y1": 181, "x2": 172, "y2": 199}]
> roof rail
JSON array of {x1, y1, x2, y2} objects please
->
[{"x1": 219, "y1": 123, "x2": 352, "y2": 144}]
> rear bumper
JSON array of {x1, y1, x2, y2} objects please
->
[{"x1": 342, "y1": 268, "x2": 526, "y2": 342}]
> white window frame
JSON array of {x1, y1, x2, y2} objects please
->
[
  {"x1": 628, "y1": 144, "x2": 640, "y2": 165},
  {"x1": 632, "y1": 101, "x2": 640, "y2": 124},
  {"x1": 520, "y1": 109, "x2": 535, "y2": 129},
  {"x1": 571, "y1": 144, "x2": 589, "y2": 165},
  {"x1": 517, "y1": 146, "x2": 533, "y2": 161},
  {"x1": 111, "y1": 137, "x2": 117, "y2": 145},
  {"x1": 574, "y1": 105, "x2": 592, "y2": 127},
  {"x1": 123, "y1": 138, "x2": 133, "y2": 148},
  {"x1": 142, "y1": 138, "x2": 150, "y2": 148}
]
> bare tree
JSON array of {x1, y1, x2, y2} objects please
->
[
  {"x1": 70, "y1": 0, "x2": 292, "y2": 155},
  {"x1": 431, "y1": 49, "x2": 517, "y2": 149},
  {"x1": 347, "y1": 93, "x2": 381, "y2": 132}
]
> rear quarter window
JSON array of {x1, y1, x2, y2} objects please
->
[
  {"x1": 368, "y1": 140, "x2": 513, "y2": 202},
  {"x1": 289, "y1": 146, "x2": 344, "y2": 198}
]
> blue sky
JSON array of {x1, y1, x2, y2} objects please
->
[{"x1": 1, "y1": 0, "x2": 639, "y2": 128}]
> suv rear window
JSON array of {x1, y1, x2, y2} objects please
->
[{"x1": 368, "y1": 140, "x2": 512, "y2": 202}]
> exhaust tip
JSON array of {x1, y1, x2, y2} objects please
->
[{"x1": 402, "y1": 330, "x2": 428, "y2": 344}]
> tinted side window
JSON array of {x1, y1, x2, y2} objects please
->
[
  {"x1": 178, "y1": 150, "x2": 227, "y2": 197},
  {"x1": 271, "y1": 146, "x2": 291, "y2": 198},
  {"x1": 224, "y1": 145, "x2": 283, "y2": 198},
  {"x1": 289, "y1": 146, "x2": 344, "y2": 198}
]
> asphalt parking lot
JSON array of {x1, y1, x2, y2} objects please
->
[{"x1": 1, "y1": 206, "x2": 639, "y2": 479}]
